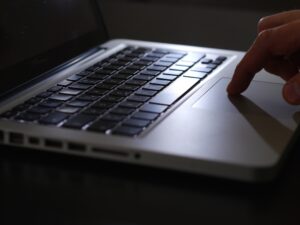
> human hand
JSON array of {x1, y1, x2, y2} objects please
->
[{"x1": 227, "y1": 10, "x2": 300, "y2": 105}]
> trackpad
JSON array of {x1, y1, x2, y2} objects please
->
[{"x1": 193, "y1": 78, "x2": 300, "y2": 128}]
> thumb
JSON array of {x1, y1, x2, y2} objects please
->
[{"x1": 283, "y1": 72, "x2": 300, "y2": 105}]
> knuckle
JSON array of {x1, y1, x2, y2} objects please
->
[
  {"x1": 257, "y1": 17, "x2": 268, "y2": 32},
  {"x1": 257, "y1": 29, "x2": 273, "y2": 44}
]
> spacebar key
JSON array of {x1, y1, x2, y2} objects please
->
[{"x1": 150, "y1": 77, "x2": 199, "y2": 105}]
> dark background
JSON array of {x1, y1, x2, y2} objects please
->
[{"x1": 1, "y1": 0, "x2": 300, "y2": 224}]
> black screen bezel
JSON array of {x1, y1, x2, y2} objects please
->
[{"x1": 0, "y1": 0, "x2": 109, "y2": 100}]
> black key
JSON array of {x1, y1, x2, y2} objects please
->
[
  {"x1": 112, "y1": 73, "x2": 133, "y2": 80},
  {"x1": 176, "y1": 61, "x2": 195, "y2": 67},
  {"x1": 12, "y1": 104, "x2": 30, "y2": 112},
  {"x1": 126, "y1": 79, "x2": 147, "y2": 86},
  {"x1": 150, "y1": 79, "x2": 171, "y2": 86},
  {"x1": 141, "y1": 56, "x2": 159, "y2": 62},
  {"x1": 83, "y1": 108, "x2": 106, "y2": 115},
  {"x1": 181, "y1": 53, "x2": 205, "y2": 62},
  {"x1": 165, "y1": 53, "x2": 186, "y2": 59},
  {"x1": 113, "y1": 126, "x2": 142, "y2": 136},
  {"x1": 111, "y1": 90, "x2": 133, "y2": 97},
  {"x1": 29, "y1": 106, "x2": 52, "y2": 114},
  {"x1": 163, "y1": 69, "x2": 183, "y2": 76},
  {"x1": 102, "y1": 114, "x2": 126, "y2": 122},
  {"x1": 160, "y1": 57, "x2": 179, "y2": 63},
  {"x1": 95, "y1": 83, "x2": 117, "y2": 90},
  {"x1": 120, "y1": 69, "x2": 139, "y2": 75},
  {"x1": 157, "y1": 74, "x2": 177, "y2": 81},
  {"x1": 123, "y1": 119, "x2": 150, "y2": 128},
  {"x1": 132, "y1": 112, "x2": 159, "y2": 121},
  {"x1": 143, "y1": 84, "x2": 164, "y2": 91},
  {"x1": 47, "y1": 86, "x2": 63, "y2": 93},
  {"x1": 58, "y1": 80, "x2": 73, "y2": 87},
  {"x1": 103, "y1": 79, "x2": 124, "y2": 85},
  {"x1": 88, "y1": 120, "x2": 117, "y2": 133},
  {"x1": 147, "y1": 65, "x2": 167, "y2": 72},
  {"x1": 16, "y1": 112, "x2": 41, "y2": 121},
  {"x1": 39, "y1": 112, "x2": 69, "y2": 125},
  {"x1": 67, "y1": 74, "x2": 82, "y2": 81},
  {"x1": 78, "y1": 78, "x2": 99, "y2": 85},
  {"x1": 37, "y1": 92, "x2": 52, "y2": 98},
  {"x1": 118, "y1": 84, "x2": 139, "y2": 91},
  {"x1": 126, "y1": 65, "x2": 144, "y2": 71},
  {"x1": 119, "y1": 101, "x2": 142, "y2": 109},
  {"x1": 77, "y1": 94, "x2": 100, "y2": 102},
  {"x1": 154, "y1": 61, "x2": 173, "y2": 67},
  {"x1": 201, "y1": 58, "x2": 213, "y2": 64},
  {"x1": 206, "y1": 64, "x2": 218, "y2": 69},
  {"x1": 191, "y1": 66, "x2": 213, "y2": 73},
  {"x1": 59, "y1": 89, "x2": 82, "y2": 96},
  {"x1": 102, "y1": 95, "x2": 124, "y2": 103},
  {"x1": 63, "y1": 114, "x2": 97, "y2": 129},
  {"x1": 128, "y1": 95, "x2": 150, "y2": 103},
  {"x1": 106, "y1": 65, "x2": 123, "y2": 71},
  {"x1": 169, "y1": 65, "x2": 189, "y2": 71},
  {"x1": 136, "y1": 89, "x2": 158, "y2": 97},
  {"x1": 111, "y1": 107, "x2": 135, "y2": 115},
  {"x1": 88, "y1": 74, "x2": 109, "y2": 80},
  {"x1": 93, "y1": 101, "x2": 115, "y2": 109},
  {"x1": 183, "y1": 71, "x2": 207, "y2": 79},
  {"x1": 216, "y1": 56, "x2": 227, "y2": 61},
  {"x1": 150, "y1": 77, "x2": 199, "y2": 105},
  {"x1": 111, "y1": 61, "x2": 130, "y2": 67},
  {"x1": 77, "y1": 70, "x2": 91, "y2": 77},
  {"x1": 25, "y1": 97, "x2": 42, "y2": 105},
  {"x1": 146, "y1": 53, "x2": 165, "y2": 58},
  {"x1": 87, "y1": 88, "x2": 108, "y2": 96},
  {"x1": 67, "y1": 100, "x2": 90, "y2": 108},
  {"x1": 69, "y1": 83, "x2": 91, "y2": 90},
  {"x1": 49, "y1": 94, "x2": 73, "y2": 101},
  {"x1": 118, "y1": 57, "x2": 134, "y2": 63},
  {"x1": 86, "y1": 65, "x2": 101, "y2": 72},
  {"x1": 40, "y1": 100, "x2": 63, "y2": 108},
  {"x1": 133, "y1": 75, "x2": 154, "y2": 81},
  {"x1": 134, "y1": 60, "x2": 152, "y2": 66},
  {"x1": 57, "y1": 106, "x2": 80, "y2": 114},
  {"x1": 140, "y1": 104, "x2": 168, "y2": 113},
  {"x1": 152, "y1": 49, "x2": 169, "y2": 54},
  {"x1": 0, "y1": 111, "x2": 17, "y2": 119},
  {"x1": 140, "y1": 70, "x2": 160, "y2": 76}
]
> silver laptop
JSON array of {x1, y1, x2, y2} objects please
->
[{"x1": 1, "y1": 0, "x2": 299, "y2": 182}]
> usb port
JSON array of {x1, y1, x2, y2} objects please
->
[
  {"x1": 9, "y1": 132, "x2": 24, "y2": 144},
  {"x1": 68, "y1": 143, "x2": 86, "y2": 152},
  {"x1": 44, "y1": 139, "x2": 63, "y2": 149}
]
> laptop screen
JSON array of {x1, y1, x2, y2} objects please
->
[{"x1": 0, "y1": 0, "x2": 108, "y2": 99}]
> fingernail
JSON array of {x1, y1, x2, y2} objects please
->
[{"x1": 284, "y1": 82, "x2": 300, "y2": 104}]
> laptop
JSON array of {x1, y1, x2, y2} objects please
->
[{"x1": 0, "y1": 0, "x2": 299, "y2": 182}]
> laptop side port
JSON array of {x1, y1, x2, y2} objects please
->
[
  {"x1": 0, "y1": 130, "x2": 4, "y2": 143},
  {"x1": 92, "y1": 148, "x2": 129, "y2": 158},
  {"x1": 44, "y1": 139, "x2": 63, "y2": 149},
  {"x1": 28, "y1": 137, "x2": 40, "y2": 145},
  {"x1": 9, "y1": 132, "x2": 24, "y2": 144},
  {"x1": 67, "y1": 143, "x2": 86, "y2": 152}
]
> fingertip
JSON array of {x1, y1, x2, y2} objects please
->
[
  {"x1": 226, "y1": 81, "x2": 241, "y2": 96},
  {"x1": 282, "y1": 81, "x2": 300, "y2": 105}
]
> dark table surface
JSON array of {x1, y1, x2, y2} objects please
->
[
  {"x1": 2, "y1": 1, "x2": 300, "y2": 225},
  {"x1": 1, "y1": 139, "x2": 300, "y2": 225}
]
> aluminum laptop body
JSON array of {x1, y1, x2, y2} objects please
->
[{"x1": 0, "y1": 0, "x2": 299, "y2": 182}]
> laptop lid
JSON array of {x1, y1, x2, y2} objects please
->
[{"x1": 0, "y1": 0, "x2": 108, "y2": 100}]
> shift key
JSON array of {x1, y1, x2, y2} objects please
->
[{"x1": 150, "y1": 77, "x2": 199, "y2": 105}]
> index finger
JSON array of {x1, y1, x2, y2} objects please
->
[{"x1": 227, "y1": 20, "x2": 300, "y2": 95}]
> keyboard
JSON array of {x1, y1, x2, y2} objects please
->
[{"x1": 0, "y1": 46, "x2": 227, "y2": 137}]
